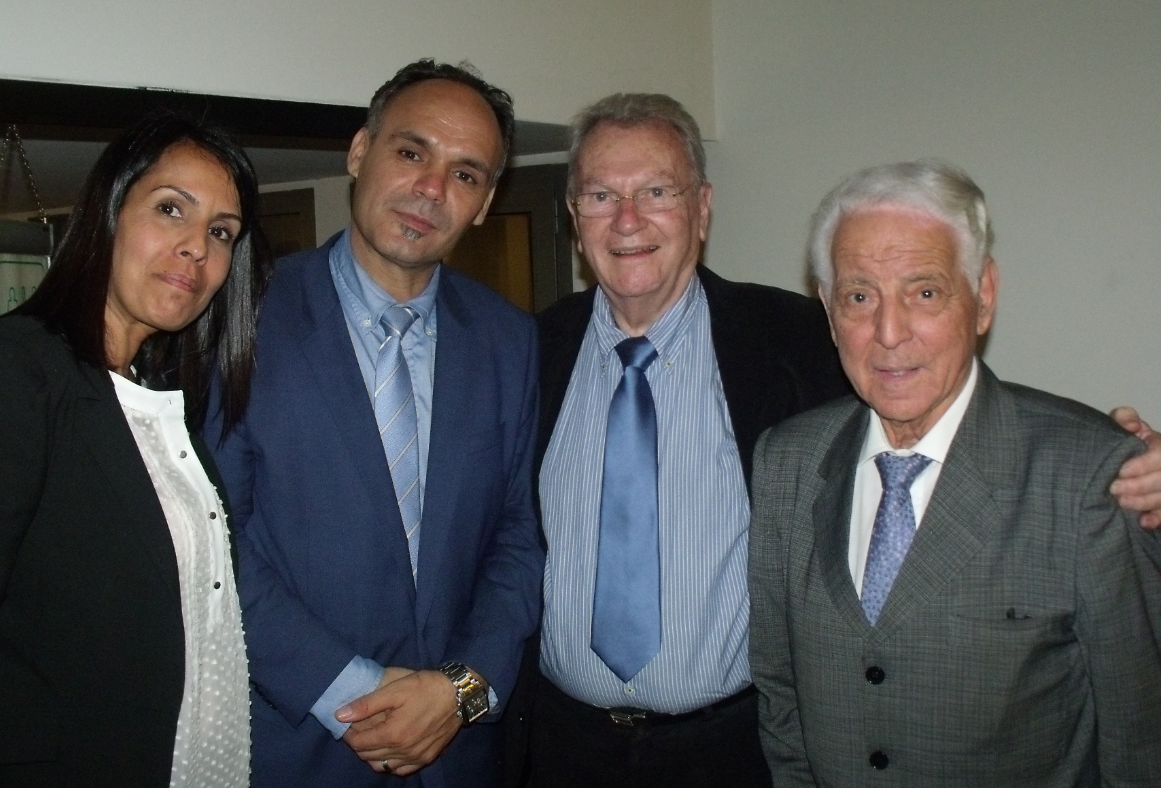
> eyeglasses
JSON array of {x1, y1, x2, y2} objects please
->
[{"x1": 571, "y1": 185, "x2": 692, "y2": 218}]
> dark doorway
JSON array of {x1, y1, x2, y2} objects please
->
[
  {"x1": 446, "y1": 164, "x2": 572, "y2": 313},
  {"x1": 259, "y1": 188, "x2": 317, "y2": 258}
]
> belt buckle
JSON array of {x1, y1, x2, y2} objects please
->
[{"x1": 607, "y1": 708, "x2": 648, "y2": 727}]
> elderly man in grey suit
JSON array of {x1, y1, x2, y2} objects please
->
[{"x1": 748, "y1": 160, "x2": 1161, "y2": 786}]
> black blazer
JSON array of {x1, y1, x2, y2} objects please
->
[
  {"x1": 0, "y1": 315, "x2": 230, "y2": 787},
  {"x1": 536, "y1": 266, "x2": 850, "y2": 489},
  {"x1": 503, "y1": 267, "x2": 851, "y2": 785}
]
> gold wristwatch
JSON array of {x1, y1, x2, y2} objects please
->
[{"x1": 438, "y1": 662, "x2": 489, "y2": 725}]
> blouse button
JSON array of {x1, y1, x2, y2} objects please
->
[
  {"x1": 213, "y1": 581, "x2": 222, "y2": 590},
  {"x1": 209, "y1": 512, "x2": 218, "y2": 520},
  {"x1": 179, "y1": 450, "x2": 187, "y2": 459}
]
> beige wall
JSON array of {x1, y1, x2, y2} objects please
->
[
  {"x1": 0, "y1": 0, "x2": 714, "y2": 133},
  {"x1": 707, "y1": 0, "x2": 1161, "y2": 418}
]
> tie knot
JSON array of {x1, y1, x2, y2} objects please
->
[
  {"x1": 874, "y1": 452, "x2": 932, "y2": 492},
  {"x1": 614, "y1": 336, "x2": 658, "y2": 371},
  {"x1": 382, "y1": 305, "x2": 419, "y2": 339}
]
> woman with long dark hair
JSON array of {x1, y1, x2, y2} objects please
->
[{"x1": 0, "y1": 111, "x2": 272, "y2": 787}]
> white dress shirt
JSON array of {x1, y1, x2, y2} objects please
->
[{"x1": 848, "y1": 359, "x2": 979, "y2": 596}]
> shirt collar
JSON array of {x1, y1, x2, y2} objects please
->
[
  {"x1": 590, "y1": 272, "x2": 704, "y2": 364},
  {"x1": 858, "y1": 357, "x2": 979, "y2": 467},
  {"x1": 330, "y1": 227, "x2": 439, "y2": 338}
]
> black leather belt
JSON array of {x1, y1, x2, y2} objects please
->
[
  {"x1": 604, "y1": 684, "x2": 757, "y2": 727},
  {"x1": 544, "y1": 678, "x2": 758, "y2": 729}
]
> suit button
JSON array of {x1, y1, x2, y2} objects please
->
[
  {"x1": 865, "y1": 666, "x2": 885, "y2": 684},
  {"x1": 869, "y1": 751, "x2": 889, "y2": 770}
]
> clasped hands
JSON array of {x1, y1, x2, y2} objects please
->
[{"x1": 337, "y1": 666, "x2": 463, "y2": 776}]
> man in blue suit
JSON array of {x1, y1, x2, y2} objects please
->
[{"x1": 206, "y1": 60, "x2": 544, "y2": 788}]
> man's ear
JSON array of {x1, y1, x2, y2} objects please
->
[
  {"x1": 697, "y1": 182, "x2": 714, "y2": 242},
  {"x1": 818, "y1": 283, "x2": 838, "y2": 346},
  {"x1": 472, "y1": 186, "x2": 498, "y2": 226},
  {"x1": 566, "y1": 198, "x2": 584, "y2": 255},
  {"x1": 976, "y1": 257, "x2": 999, "y2": 336},
  {"x1": 347, "y1": 127, "x2": 370, "y2": 179}
]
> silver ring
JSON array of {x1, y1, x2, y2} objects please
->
[{"x1": 380, "y1": 760, "x2": 390, "y2": 768}]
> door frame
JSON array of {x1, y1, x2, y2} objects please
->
[{"x1": 488, "y1": 163, "x2": 573, "y2": 312}]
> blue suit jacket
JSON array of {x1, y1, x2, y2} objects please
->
[{"x1": 206, "y1": 237, "x2": 544, "y2": 788}]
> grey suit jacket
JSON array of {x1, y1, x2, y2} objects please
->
[{"x1": 748, "y1": 363, "x2": 1161, "y2": 787}]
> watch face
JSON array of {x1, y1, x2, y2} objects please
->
[{"x1": 462, "y1": 690, "x2": 489, "y2": 723}]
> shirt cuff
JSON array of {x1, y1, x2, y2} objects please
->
[{"x1": 310, "y1": 656, "x2": 385, "y2": 739}]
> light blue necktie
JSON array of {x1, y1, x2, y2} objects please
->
[
  {"x1": 375, "y1": 305, "x2": 421, "y2": 577},
  {"x1": 591, "y1": 336, "x2": 661, "y2": 682},
  {"x1": 861, "y1": 452, "x2": 932, "y2": 625}
]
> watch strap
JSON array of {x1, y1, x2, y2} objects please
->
[{"x1": 438, "y1": 662, "x2": 489, "y2": 725}]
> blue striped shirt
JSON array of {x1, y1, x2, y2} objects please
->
[
  {"x1": 539, "y1": 275, "x2": 753, "y2": 713},
  {"x1": 329, "y1": 229, "x2": 439, "y2": 497}
]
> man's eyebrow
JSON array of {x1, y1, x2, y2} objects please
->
[
  {"x1": 902, "y1": 269, "x2": 953, "y2": 284},
  {"x1": 392, "y1": 130, "x2": 431, "y2": 151},
  {"x1": 391, "y1": 130, "x2": 492, "y2": 180},
  {"x1": 579, "y1": 174, "x2": 681, "y2": 192}
]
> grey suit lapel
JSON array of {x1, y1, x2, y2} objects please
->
[
  {"x1": 871, "y1": 364, "x2": 1016, "y2": 634},
  {"x1": 814, "y1": 404, "x2": 874, "y2": 632}
]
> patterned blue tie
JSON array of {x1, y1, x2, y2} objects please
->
[
  {"x1": 375, "y1": 306, "x2": 421, "y2": 577},
  {"x1": 591, "y1": 336, "x2": 661, "y2": 682},
  {"x1": 861, "y1": 452, "x2": 932, "y2": 625}
]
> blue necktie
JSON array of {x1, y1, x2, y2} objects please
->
[
  {"x1": 374, "y1": 306, "x2": 421, "y2": 577},
  {"x1": 861, "y1": 452, "x2": 932, "y2": 625},
  {"x1": 591, "y1": 337, "x2": 661, "y2": 682}
]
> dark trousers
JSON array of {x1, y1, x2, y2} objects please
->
[{"x1": 528, "y1": 676, "x2": 772, "y2": 788}]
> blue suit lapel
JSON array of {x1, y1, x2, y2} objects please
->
[
  {"x1": 414, "y1": 272, "x2": 478, "y2": 626},
  {"x1": 870, "y1": 364, "x2": 1015, "y2": 635},
  {"x1": 294, "y1": 248, "x2": 416, "y2": 596}
]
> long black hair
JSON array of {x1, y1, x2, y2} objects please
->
[{"x1": 17, "y1": 110, "x2": 272, "y2": 435}]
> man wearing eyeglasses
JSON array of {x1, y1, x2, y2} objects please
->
[
  {"x1": 513, "y1": 92, "x2": 848, "y2": 788},
  {"x1": 513, "y1": 92, "x2": 1161, "y2": 788}
]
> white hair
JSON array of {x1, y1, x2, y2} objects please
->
[
  {"x1": 567, "y1": 93, "x2": 706, "y2": 197},
  {"x1": 809, "y1": 160, "x2": 994, "y2": 295}
]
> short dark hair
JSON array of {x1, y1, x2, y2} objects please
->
[
  {"x1": 366, "y1": 58, "x2": 515, "y2": 183},
  {"x1": 16, "y1": 110, "x2": 273, "y2": 435}
]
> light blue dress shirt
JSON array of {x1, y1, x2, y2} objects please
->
[
  {"x1": 308, "y1": 229, "x2": 439, "y2": 737},
  {"x1": 539, "y1": 275, "x2": 753, "y2": 713}
]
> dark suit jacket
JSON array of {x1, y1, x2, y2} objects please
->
[
  {"x1": 502, "y1": 267, "x2": 850, "y2": 784},
  {"x1": 0, "y1": 315, "x2": 230, "y2": 787},
  {"x1": 536, "y1": 266, "x2": 849, "y2": 495},
  {"x1": 749, "y1": 363, "x2": 1161, "y2": 786},
  {"x1": 206, "y1": 237, "x2": 544, "y2": 788}
]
